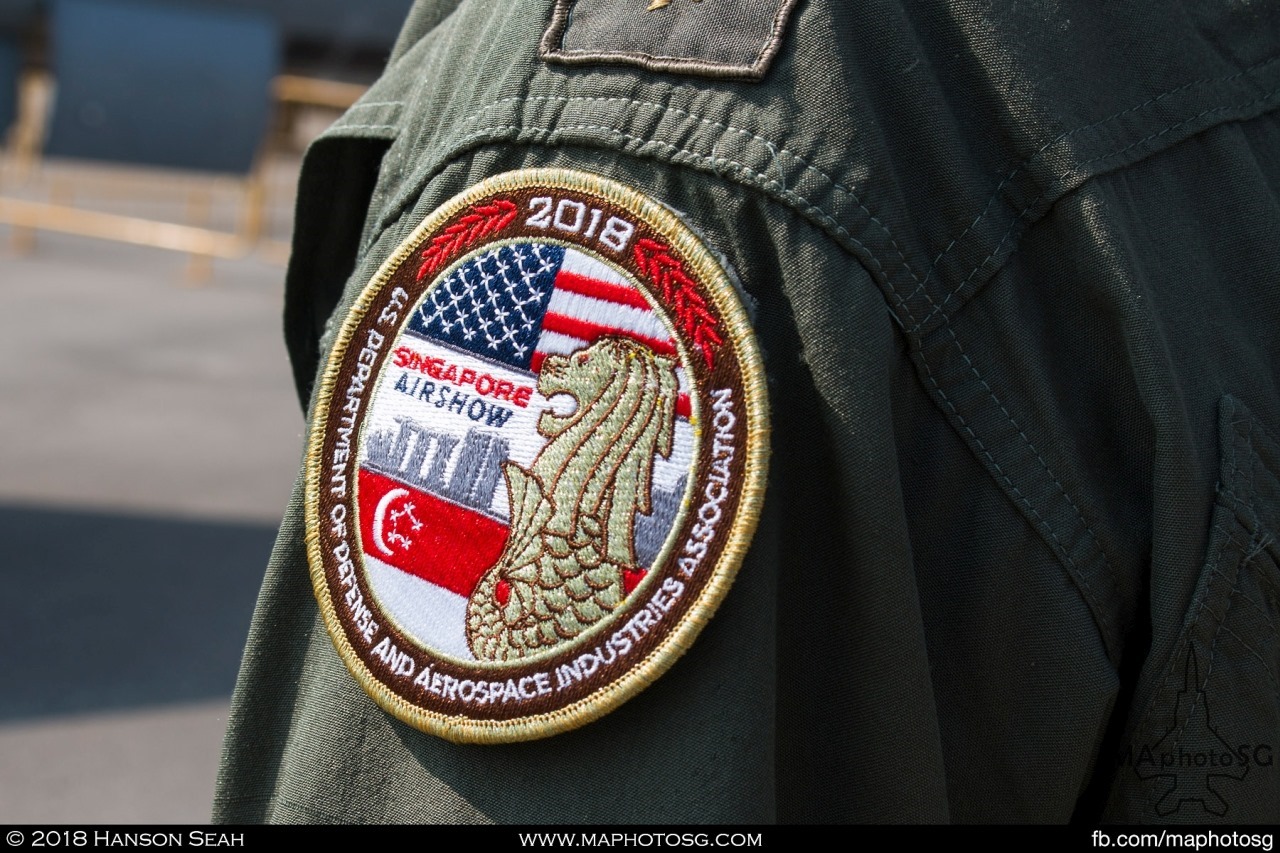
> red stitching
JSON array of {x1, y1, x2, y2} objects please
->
[
  {"x1": 633, "y1": 238, "x2": 723, "y2": 369},
  {"x1": 417, "y1": 198, "x2": 518, "y2": 281}
]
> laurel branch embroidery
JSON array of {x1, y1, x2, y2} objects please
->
[
  {"x1": 417, "y1": 199, "x2": 519, "y2": 281},
  {"x1": 634, "y1": 238, "x2": 723, "y2": 369}
]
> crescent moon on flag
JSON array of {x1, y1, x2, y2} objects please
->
[{"x1": 372, "y1": 487, "x2": 410, "y2": 557}]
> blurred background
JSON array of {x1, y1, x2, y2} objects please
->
[{"x1": 0, "y1": 0, "x2": 413, "y2": 823}]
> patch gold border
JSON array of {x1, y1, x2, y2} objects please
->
[{"x1": 304, "y1": 169, "x2": 770, "y2": 743}]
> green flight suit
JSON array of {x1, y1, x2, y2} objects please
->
[{"x1": 215, "y1": 0, "x2": 1280, "y2": 823}]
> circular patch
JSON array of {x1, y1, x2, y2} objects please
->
[{"x1": 305, "y1": 169, "x2": 769, "y2": 743}]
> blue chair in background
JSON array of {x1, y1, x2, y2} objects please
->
[
  {"x1": 45, "y1": 0, "x2": 279, "y2": 175},
  {"x1": 0, "y1": 0, "x2": 283, "y2": 272},
  {"x1": 0, "y1": 0, "x2": 417, "y2": 271}
]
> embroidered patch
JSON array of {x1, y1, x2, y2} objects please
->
[
  {"x1": 305, "y1": 169, "x2": 769, "y2": 743},
  {"x1": 540, "y1": 0, "x2": 799, "y2": 81}
]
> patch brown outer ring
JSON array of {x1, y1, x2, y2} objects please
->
[{"x1": 304, "y1": 169, "x2": 770, "y2": 743}]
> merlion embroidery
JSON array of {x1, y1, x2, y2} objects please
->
[
  {"x1": 469, "y1": 338, "x2": 679, "y2": 660},
  {"x1": 304, "y1": 170, "x2": 769, "y2": 743}
]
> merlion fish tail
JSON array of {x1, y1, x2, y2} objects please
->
[{"x1": 467, "y1": 464, "x2": 554, "y2": 661}]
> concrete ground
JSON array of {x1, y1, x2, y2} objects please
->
[{"x1": 0, "y1": 165, "x2": 305, "y2": 823}]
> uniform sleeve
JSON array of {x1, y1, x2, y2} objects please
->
[{"x1": 216, "y1": 0, "x2": 1280, "y2": 824}]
